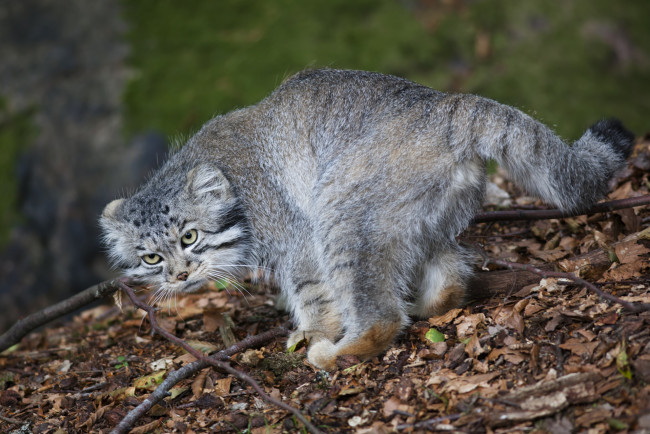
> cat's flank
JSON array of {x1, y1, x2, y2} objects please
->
[{"x1": 101, "y1": 69, "x2": 634, "y2": 370}]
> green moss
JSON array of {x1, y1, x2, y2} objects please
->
[
  {"x1": 121, "y1": 0, "x2": 649, "y2": 141},
  {"x1": 439, "y1": 0, "x2": 650, "y2": 139},
  {"x1": 121, "y1": 0, "x2": 439, "y2": 137},
  {"x1": 0, "y1": 99, "x2": 34, "y2": 246}
]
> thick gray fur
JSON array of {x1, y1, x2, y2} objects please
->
[{"x1": 100, "y1": 69, "x2": 634, "y2": 370}]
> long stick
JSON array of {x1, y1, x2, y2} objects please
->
[
  {"x1": 473, "y1": 194, "x2": 650, "y2": 223},
  {"x1": 478, "y1": 254, "x2": 650, "y2": 313},
  {"x1": 0, "y1": 278, "x2": 126, "y2": 352}
]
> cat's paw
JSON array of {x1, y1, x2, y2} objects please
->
[
  {"x1": 304, "y1": 320, "x2": 404, "y2": 371},
  {"x1": 287, "y1": 329, "x2": 329, "y2": 349},
  {"x1": 306, "y1": 339, "x2": 338, "y2": 371}
]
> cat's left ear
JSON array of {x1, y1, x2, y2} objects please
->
[{"x1": 186, "y1": 164, "x2": 232, "y2": 200}]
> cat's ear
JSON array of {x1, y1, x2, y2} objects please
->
[
  {"x1": 186, "y1": 165, "x2": 232, "y2": 200},
  {"x1": 102, "y1": 198, "x2": 125, "y2": 219}
]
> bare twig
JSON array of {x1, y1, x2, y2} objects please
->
[
  {"x1": 396, "y1": 413, "x2": 462, "y2": 430},
  {"x1": 113, "y1": 282, "x2": 321, "y2": 434},
  {"x1": 0, "y1": 278, "x2": 130, "y2": 352},
  {"x1": 473, "y1": 194, "x2": 650, "y2": 223},
  {"x1": 113, "y1": 327, "x2": 289, "y2": 434},
  {"x1": 0, "y1": 413, "x2": 24, "y2": 425}
]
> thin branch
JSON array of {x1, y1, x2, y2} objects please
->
[
  {"x1": 473, "y1": 194, "x2": 650, "y2": 223},
  {"x1": 0, "y1": 413, "x2": 24, "y2": 425},
  {"x1": 0, "y1": 278, "x2": 129, "y2": 352},
  {"x1": 112, "y1": 327, "x2": 289, "y2": 434},
  {"x1": 396, "y1": 413, "x2": 462, "y2": 430},
  {"x1": 113, "y1": 282, "x2": 321, "y2": 434}
]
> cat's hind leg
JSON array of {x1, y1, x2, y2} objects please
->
[{"x1": 409, "y1": 244, "x2": 473, "y2": 318}]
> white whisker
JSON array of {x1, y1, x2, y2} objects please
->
[{"x1": 206, "y1": 270, "x2": 252, "y2": 304}]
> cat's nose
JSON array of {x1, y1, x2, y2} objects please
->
[{"x1": 177, "y1": 271, "x2": 189, "y2": 281}]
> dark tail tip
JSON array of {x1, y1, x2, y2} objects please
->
[{"x1": 588, "y1": 118, "x2": 635, "y2": 159}]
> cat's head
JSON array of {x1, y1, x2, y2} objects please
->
[{"x1": 100, "y1": 164, "x2": 251, "y2": 295}]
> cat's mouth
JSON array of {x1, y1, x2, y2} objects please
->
[{"x1": 179, "y1": 278, "x2": 208, "y2": 293}]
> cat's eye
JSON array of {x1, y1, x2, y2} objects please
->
[
  {"x1": 142, "y1": 253, "x2": 162, "y2": 265},
  {"x1": 181, "y1": 229, "x2": 198, "y2": 246}
]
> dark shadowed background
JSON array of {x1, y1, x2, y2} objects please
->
[{"x1": 1, "y1": 0, "x2": 648, "y2": 332}]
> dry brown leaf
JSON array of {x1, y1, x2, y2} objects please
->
[
  {"x1": 130, "y1": 419, "x2": 161, "y2": 434},
  {"x1": 559, "y1": 236, "x2": 579, "y2": 252},
  {"x1": 533, "y1": 247, "x2": 570, "y2": 262},
  {"x1": 202, "y1": 307, "x2": 227, "y2": 333},
  {"x1": 621, "y1": 293, "x2": 650, "y2": 303},
  {"x1": 428, "y1": 308, "x2": 463, "y2": 327},
  {"x1": 523, "y1": 300, "x2": 545, "y2": 317},
  {"x1": 602, "y1": 260, "x2": 648, "y2": 281},
  {"x1": 465, "y1": 333, "x2": 484, "y2": 358},
  {"x1": 191, "y1": 369, "x2": 208, "y2": 398},
  {"x1": 417, "y1": 342, "x2": 447, "y2": 360},
  {"x1": 75, "y1": 404, "x2": 113, "y2": 430},
  {"x1": 382, "y1": 396, "x2": 402, "y2": 418},
  {"x1": 575, "y1": 329, "x2": 597, "y2": 341},
  {"x1": 544, "y1": 312, "x2": 563, "y2": 332},
  {"x1": 440, "y1": 372, "x2": 500, "y2": 394},
  {"x1": 614, "y1": 237, "x2": 650, "y2": 264},
  {"x1": 493, "y1": 305, "x2": 524, "y2": 334},
  {"x1": 558, "y1": 339, "x2": 599, "y2": 358},
  {"x1": 455, "y1": 313, "x2": 486, "y2": 338},
  {"x1": 608, "y1": 180, "x2": 635, "y2": 200},
  {"x1": 215, "y1": 377, "x2": 232, "y2": 396},
  {"x1": 487, "y1": 347, "x2": 526, "y2": 365},
  {"x1": 574, "y1": 405, "x2": 613, "y2": 427}
]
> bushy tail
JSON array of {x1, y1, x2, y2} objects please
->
[{"x1": 464, "y1": 96, "x2": 635, "y2": 212}]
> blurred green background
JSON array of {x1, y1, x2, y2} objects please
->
[
  {"x1": 121, "y1": 0, "x2": 650, "y2": 138},
  {"x1": 2, "y1": 0, "x2": 650, "y2": 245}
]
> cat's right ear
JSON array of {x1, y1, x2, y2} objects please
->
[{"x1": 102, "y1": 198, "x2": 125, "y2": 219}]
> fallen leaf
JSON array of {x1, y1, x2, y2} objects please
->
[
  {"x1": 441, "y1": 371, "x2": 500, "y2": 394},
  {"x1": 616, "y1": 341, "x2": 632, "y2": 380},
  {"x1": 215, "y1": 377, "x2": 232, "y2": 396},
  {"x1": 455, "y1": 313, "x2": 486, "y2": 338},
  {"x1": 191, "y1": 370, "x2": 208, "y2": 398},
  {"x1": 134, "y1": 370, "x2": 166, "y2": 391},
  {"x1": 464, "y1": 333, "x2": 484, "y2": 358},
  {"x1": 382, "y1": 396, "x2": 401, "y2": 418},
  {"x1": 417, "y1": 342, "x2": 447, "y2": 360},
  {"x1": 428, "y1": 308, "x2": 463, "y2": 327},
  {"x1": 559, "y1": 339, "x2": 599, "y2": 358},
  {"x1": 185, "y1": 340, "x2": 219, "y2": 354},
  {"x1": 425, "y1": 328, "x2": 445, "y2": 343}
]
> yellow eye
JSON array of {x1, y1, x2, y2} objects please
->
[
  {"x1": 142, "y1": 253, "x2": 162, "y2": 265},
  {"x1": 181, "y1": 229, "x2": 198, "y2": 246}
]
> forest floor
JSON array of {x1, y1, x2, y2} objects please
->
[{"x1": 2, "y1": 137, "x2": 650, "y2": 433}]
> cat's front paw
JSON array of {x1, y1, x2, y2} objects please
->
[
  {"x1": 287, "y1": 329, "x2": 329, "y2": 349},
  {"x1": 306, "y1": 339, "x2": 338, "y2": 370},
  {"x1": 304, "y1": 320, "x2": 404, "y2": 371}
]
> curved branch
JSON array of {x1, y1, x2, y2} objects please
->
[
  {"x1": 113, "y1": 282, "x2": 321, "y2": 434},
  {"x1": 473, "y1": 194, "x2": 650, "y2": 224},
  {"x1": 0, "y1": 278, "x2": 129, "y2": 352},
  {"x1": 112, "y1": 327, "x2": 289, "y2": 434}
]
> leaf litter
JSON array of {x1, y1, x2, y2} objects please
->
[{"x1": 1, "y1": 138, "x2": 650, "y2": 433}]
